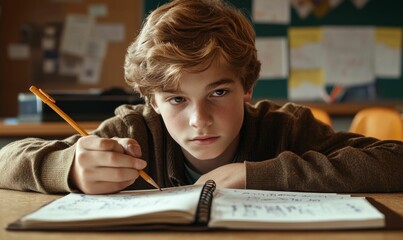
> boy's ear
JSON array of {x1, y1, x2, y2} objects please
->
[
  {"x1": 149, "y1": 99, "x2": 161, "y2": 114},
  {"x1": 244, "y1": 88, "x2": 253, "y2": 102}
]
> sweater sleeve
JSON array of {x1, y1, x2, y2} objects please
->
[
  {"x1": 0, "y1": 136, "x2": 79, "y2": 193},
  {"x1": 245, "y1": 104, "x2": 403, "y2": 193},
  {"x1": 0, "y1": 114, "x2": 131, "y2": 193}
]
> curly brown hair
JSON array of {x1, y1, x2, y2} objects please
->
[{"x1": 124, "y1": 0, "x2": 261, "y2": 103}]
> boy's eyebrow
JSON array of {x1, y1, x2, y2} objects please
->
[
  {"x1": 206, "y1": 78, "x2": 236, "y2": 90},
  {"x1": 161, "y1": 87, "x2": 182, "y2": 94},
  {"x1": 161, "y1": 78, "x2": 236, "y2": 93}
]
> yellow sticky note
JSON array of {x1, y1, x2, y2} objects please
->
[
  {"x1": 289, "y1": 69, "x2": 324, "y2": 88},
  {"x1": 289, "y1": 27, "x2": 323, "y2": 48},
  {"x1": 375, "y1": 27, "x2": 402, "y2": 49}
]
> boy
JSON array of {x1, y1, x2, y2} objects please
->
[{"x1": 0, "y1": 0, "x2": 402, "y2": 195}]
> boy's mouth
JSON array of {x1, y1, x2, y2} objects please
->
[{"x1": 190, "y1": 136, "x2": 219, "y2": 145}]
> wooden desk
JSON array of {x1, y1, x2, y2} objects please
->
[
  {"x1": 1, "y1": 189, "x2": 402, "y2": 240},
  {"x1": 0, "y1": 120, "x2": 100, "y2": 137}
]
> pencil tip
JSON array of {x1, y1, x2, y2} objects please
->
[
  {"x1": 149, "y1": 179, "x2": 162, "y2": 191},
  {"x1": 139, "y1": 170, "x2": 161, "y2": 190}
]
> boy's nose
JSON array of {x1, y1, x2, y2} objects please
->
[{"x1": 189, "y1": 104, "x2": 213, "y2": 129}]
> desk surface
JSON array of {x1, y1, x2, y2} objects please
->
[
  {"x1": 0, "y1": 120, "x2": 100, "y2": 137},
  {"x1": 1, "y1": 189, "x2": 402, "y2": 240}
]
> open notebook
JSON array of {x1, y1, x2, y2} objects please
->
[{"x1": 7, "y1": 180, "x2": 385, "y2": 231}]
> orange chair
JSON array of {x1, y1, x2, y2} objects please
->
[
  {"x1": 349, "y1": 107, "x2": 403, "y2": 140},
  {"x1": 401, "y1": 113, "x2": 403, "y2": 137},
  {"x1": 309, "y1": 107, "x2": 332, "y2": 127}
]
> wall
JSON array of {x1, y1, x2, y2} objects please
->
[
  {"x1": 0, "y1": 0, "x2": 143, "y2": 117},
  {"x1": 252, "y1": 0, "x2": 403, "y2": 100},
  {"x1": 144, "y1": 0, "x2": 403, "y2": 101}
]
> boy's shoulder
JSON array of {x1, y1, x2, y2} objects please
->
[{"x1": 246, "y1": 100, "x2": 308, "y2": 116}]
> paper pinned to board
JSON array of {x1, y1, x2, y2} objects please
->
[
  {"x1": 85, "y1": 38, "x2": 107, "y2": 59},
  {"x1": 374, "y1": 27, "x2": 402, "y2": 78},
  {"x1": 7, "y1": 43, "x2": 30, "y2": 60},
  {"x1": 253, "y1": 0, "x2": 290, "y2": 24},
  {"x1": 78, "y1": 57, "x2": 103, "y2": 85},
  {"x1": 92, "y1": 23, "x2": 125, "y2": 43},
  {"x1": 289, "y1": 27, "x2": 323, "y2": 69},
  {"x1": 291, "y1": 0, "x2": 313, "y2": 19},
  {"x1": 88, "y1": 3, "x2": 108, "y2": 17},
  {"x1": 60, "y1": 14, "x2": 95, "y2": 56},
  {"x1": 256, "y1": 37, "x2": 288, "y2": 79},
  {"x1": 323, "y1": 27, "x2": 375, "y2": 86},
  {"x1": 59, "y1": 57, "x2": 81, "y2": 76}
]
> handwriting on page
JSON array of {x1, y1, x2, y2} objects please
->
[
  {"x1": 214, "y1": 201, "x2": 366, "y2": 219},
  {"x1": 211, "y1": 189, "x2": 379, "y2": 222},
  {"x1": 214, "y1": 188, "x2": 350, "y2": 203},
  {"x1": 22, "y1": 185, "x2": 203, "y2": 222}
]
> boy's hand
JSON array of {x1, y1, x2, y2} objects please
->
[
  {"x1": 69, "y1": 135, "x2": 147, "y2": 194},
  {"x1": 194, "y1": 163, "x2": 245, "y2": 189}
]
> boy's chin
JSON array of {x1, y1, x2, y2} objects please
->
[
  {"x1": 187, "y1": 151, "x2": 222, "y2": 161},
  {"x1": 182, "y1": 145, "x2": 227, "y2": 162}
]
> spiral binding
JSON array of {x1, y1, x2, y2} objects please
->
[{"x1": 194, "y1": 180, "x2": 216, "y2": 225}]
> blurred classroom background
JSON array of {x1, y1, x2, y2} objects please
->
[{"x1": 0, "y1": 0, "x2": 402, "y2": 146}]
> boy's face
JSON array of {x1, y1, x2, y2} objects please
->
[{"x1": 151, "y1": 65, "x2": 251, "y2": 166}]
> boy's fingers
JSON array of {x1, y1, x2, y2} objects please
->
[
  {"x1": 78, "y1": 136, "x2": 143, "y2": 158},
  {"x1": 87, "y1": 167, "x2": 140, "y2": 182},
  {"x1": 78, "y1": 136, "x2": 124, "y2": 153},
  {"x1": 90, "y1": 151, "x2": 147, "y2": 169},
  {"x1": 113, "y1": 138, "x2": 142, "y2": 157},
  {"x1": 81, "y1": 180, "x2": 134, "y2": 195}
]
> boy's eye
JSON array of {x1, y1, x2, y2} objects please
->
[
  {"x1": 168, "y1": 96, "x2": 184, "y2": 105},
  {"x1": 212, "y1": 89, "x2": 227, "y2": 97}
]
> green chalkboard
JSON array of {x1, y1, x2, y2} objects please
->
[{"x1": 144, "y1": 0, "x2": 403, "y2": 100}]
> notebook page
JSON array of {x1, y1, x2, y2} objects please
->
[
  {"x1": 213, "y1": 188, "x2": 351, "y2": 203},
  {"x1": 209, "y1": 189, "x2": 384, "y2": 230},
  {"x1": 22, "y1": 185, "x2": 203, "y2": 223}
]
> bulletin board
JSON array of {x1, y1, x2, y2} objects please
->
[
  {"x1": 144, "y1": 0, "x2": 403, "y2": 101},
  {"x1": 0, "y1": 0, "x2": 143, "y2": 117}
]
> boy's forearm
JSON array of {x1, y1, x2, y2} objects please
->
[
  {"x1": 0, "y1": 137, "x2": 78, "y2": 193},
  {"x1": 245, "y1": 141, "x2": 403, "y2": 193}
]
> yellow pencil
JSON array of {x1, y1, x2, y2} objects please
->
[{"x1": 29, "y1": 85, "x2": 161, "y2": 191}]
